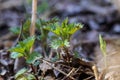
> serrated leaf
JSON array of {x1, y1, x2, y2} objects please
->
[
  {"x1": 18, "y1": 36, "x2": 35, "y2": 51},
  {"x1": 68, "y1": 23, "x2": 83, "y2": 34},
  {"x1": 11, "y1": 52, "x2": 24, "y2": 59},
  {"x1": 9, "y1": 46, "x2": 25, "y2": 54},
  {"x1": 15, "y1": 68, "x2": 27, "y2": 79},
  {"x1": 23, "y1": 36, "x2": 35, "y2": 51},
  {"x1": 9, "y1": 36, "x2": 35, "y2": 59},
  {"x1": 44, "y1": 18, "x2": 83, "y2": 41},
  {"x1": 26, "y1": 52, "x2": 42, "y2": 64},
  {"x1": 99, "y1": 34, "x2": 106, "y2": 56}
]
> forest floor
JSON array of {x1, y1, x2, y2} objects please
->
[{"x1": 0, "y1": 0, "x2": 120, "y2": 80}]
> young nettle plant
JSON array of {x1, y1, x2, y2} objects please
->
[
  {"x1": 44, "y1": 18, "x2": 83, "y2": 61},
  {"x1": 99, "y1": 34, "x2": 107, "y2": 68},
  {"x1": 10, "y1": 36, "x2": 41, "y2": 64},
  {"x1": 9, "y1": 36, "x2": 41, "y2": 80}
]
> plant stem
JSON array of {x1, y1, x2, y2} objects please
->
[
  {"x1": 30, "y1": 0, "x2": 37, "y2": 53},
  {"x1": 30, "y1": 64, "x2": 39, "y2": 80},
  {"x1": 30, "y1": 0, "x2": 37, "y2": 36},
  {"x1": 29, "y1": 0, "x2": 38, "y2": 80}
]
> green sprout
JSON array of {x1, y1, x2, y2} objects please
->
[
  {"x1": 99, "y1": 34, "x2": 107, "y2": 68},
  {"x1": 44, "y1": 18, "x2": 83, "y2": 50},
  {"x1": 9, "y1": 36, "x2": 41, "y2": 64}
]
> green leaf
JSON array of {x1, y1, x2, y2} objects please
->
[
  {"x1": 9, "y1": 36, "x2": 35, "y2": 59},
  {"x1": 64, "y1": 39, "x2": 70, "y2": 47},
  {"x1": 9, "y1": 46, "x2": 25, "y2": 54},
  {"x1": 16, "y1": 76, "x2": 28, "y2": 80},
  {"x1": 9, "y1": 27, "x2": 20, "y2": 34},
  {"x1": 62, "y1": 18, "x2": 68, "y2": 28},
  {"x1": 50, "y1": 39, "x2": 70, "y2": 49},
  {"x1": 11, "y1": 52, "x2": 24, "y2": 59},
  {"x1": 23, "y1": 19, "x2": 31, "y2": 31},
  {"x1": 68, "y1": 23, "x2": 83, "y2": 34},
  {"x1": 27, "y1": 74, "x2": 36, "y2": 80},
  {"x1": 15, "y1": 68, "x2": 27, "y2": 79},
  {"x1": 50, "y1": 39, "x2": 62, "y2": 49},
  {"x1": 26, "y1": 52, "x2": 42, "y2": 64},
  {"x1": 99, "y1": 34, "x2": 106, "y2": 56},
  {"x1": 44, "y1": 18, "x2": 83, "y2": 41},
  {"x1": 22, "y1": 36, "x2": 35, "y2": 51}
]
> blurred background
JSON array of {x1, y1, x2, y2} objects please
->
[
  {"x1": 1, "y1": 0, "x2": 120, "y2": 79},
  {"x1": 0, "y1": 0, "x2": 120, "y2": 59}
]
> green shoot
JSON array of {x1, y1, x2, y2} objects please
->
[
  {"x1": 9, "y1": 36, "x2": 41, "y2": 64},
  {"x1": 99, "y1": 34, "x2": 107, "y2": 68},
  {"x1": 44, "y1": 18, "x2": 83, "y2": 50}
]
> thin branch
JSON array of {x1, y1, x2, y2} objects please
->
[{"x1": 67, "y1": 68, "x2": 75, "y2": 77}]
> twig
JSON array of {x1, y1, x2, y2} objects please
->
[
  {"x1": 42, "y1": 59, "x2": 75, "y2": 80},
  {"x1": 92, "y1": 65, "x2": 99, "y2": 80},
  {"x1": 63, "y1": 68, "x2": 76, "y2": 80},
  {"x1": 74, "y1": 66, "x2": 82, "y2": 73},
  {"x1": 67, "y1": 68, "x2": 75, "y2": 77}
]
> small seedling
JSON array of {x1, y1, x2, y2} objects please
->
[
  {"x1": 44, "y1": 18, "x2": 83, "y2": 49},
  {"x1": 44, "y1": 18, "x2": 83, "y2": 61},
  {"x1": 9, "y1": 36, "x2": 41, "y2": 63},
  {"x1": 99, "y1": 34, "x2": 107, "y2": 68},
  {"x1": 9, "y1": 36, "x2": 41, "y2": 79}
]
